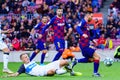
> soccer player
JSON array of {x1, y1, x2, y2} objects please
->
[
  {"x1": 0, "y1": 22, "x2": 13, "y2": 73},
  {"x1": 114, "y1": 46, "x2": 120, "y2": 59},
  {"x1": 72, "y1": 13, "x2": 101, "y2": 77},
  {"x1": 39, "y1": 7, "x2": 72, "y2": 61},
  {"x1": 5, "y1": 53, "x2": 78, "y2": 77},
  {"x1": 30, "y1": 15, "x2": 48, "y2": 65}
]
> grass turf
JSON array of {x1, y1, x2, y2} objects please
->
[{"x1": 0, "y1": 62, "x2": 120, "y2": 80}]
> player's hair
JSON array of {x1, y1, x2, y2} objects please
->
[
  {"x1": 20, "y1": 53, "x2": 28, "y2": 60},
  {"x1": 57, "y1": 7, "x2": 63, "y2": 10},
  {"x1": 85, "y1": 12, "x2": 93, "y2": 16},
  {"x1": 42, "y1": 14, "x2": 48, "y2": 17}
]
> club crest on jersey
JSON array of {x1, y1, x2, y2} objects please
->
[{"x1": 57, "y1": 23, "x2": 65, "y2": 26}]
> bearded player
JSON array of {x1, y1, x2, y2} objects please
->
[{"x1": 72, "y1": 13, "x2": 101, "y2": 77}]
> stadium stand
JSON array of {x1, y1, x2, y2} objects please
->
[{"x1": 0, "y1": 0, "x2": 119, "y2": 51}]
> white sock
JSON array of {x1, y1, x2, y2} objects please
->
[
  {"x1": 3, "y1": 54, "x2": 9, "y2": 69},
  {"x1": 65, "y1": 40, "x2": 68, "y2": 49}
]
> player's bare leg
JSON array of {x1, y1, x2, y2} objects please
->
[{"x1": 59, "y1": 60, "x2": 82, "y2": 76}]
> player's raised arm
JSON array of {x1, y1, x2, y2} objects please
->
[{"x1": 7, "y1": 72, "x2": 20, "y2": 77}]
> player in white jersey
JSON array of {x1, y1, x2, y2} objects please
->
[
  {"x1": 5, "y1": 53, "x2": 80, "y2": 77},
  {"x1": 0, "y1": 22, "x2": 13, "y2": 74}
]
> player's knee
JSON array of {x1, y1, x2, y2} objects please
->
[
  {"x1": 95, "y1": 55, "x2": 100, "y2": 60},
  {"x1": 35, "y1": 50, "x2": 40, "y2": 54},
  {"x1": 93, "y1": 53, "x2": 100, "y2": 60},
  {"x1": 88, "y1": 58, "x2": 94, "y2": 62},
  {"x1": 42, "y1": 50, "x2": 47, "y2": 53},
  {"x1": 60, "y1": 60, "x2": 68, "y2": 67},
  {"x1": 94, "y1": 57, "x2": 100, "y2": 61},
  {"x1": 47, "y1": 70, "x2": 55, "y2": 76},
  {"x1": 98, "y1": 56, "x2": 100, "y2": 60}
]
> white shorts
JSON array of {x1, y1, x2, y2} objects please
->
[
  {"x1": 38, "y1": 60, "x2": 60, "y2": 76},
  {"x1": 0, "y1": 40, "x2": 8, "y2": 50}
]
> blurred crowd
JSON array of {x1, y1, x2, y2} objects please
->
[
  {"x1": 107, "y1": 0, "x2": 120, "y2": 39},
  {"x1": 0, "y1": 0, "x2": 120, "y2": 51}
]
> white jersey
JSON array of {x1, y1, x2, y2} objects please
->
[
  {"x1": 24, "y1": 61, "x2": 44, "y2": 76},
  {"x1": 24, "y1": 60, "x2": 60, "y2": 76}
]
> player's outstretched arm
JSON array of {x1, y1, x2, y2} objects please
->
[
  {"x1": 1, "y1": 72, "x2": 19, "y2": 78},
  {"x1": 7, "y1": 72, "x2": 19, "y2": 77}
]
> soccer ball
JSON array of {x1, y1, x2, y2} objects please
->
[{"x1": 104, "y1": 57, "x2": 113, "y2": 67}]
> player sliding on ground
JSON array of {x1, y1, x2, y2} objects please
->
[{"x1": 3, "y1": 53, "x2": 82, "y2": 77}]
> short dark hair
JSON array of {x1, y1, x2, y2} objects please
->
[
  {"x1": 57, "y1": 6, "x2": 63, "y2": 10},
  {"x1": 86, "y1": 12, "x2": 93, "y2": 15},
  {"x1": 42, "y1": 14, "x2": 48, "y2": 17},
  {"x1": 20, "y1": 53, "x2": 28, "y2": 60}
]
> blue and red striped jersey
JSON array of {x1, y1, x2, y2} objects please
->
[
  {"x1": 34, "y1": 22, "x2": 47, "y2": 42},
  {"x1": 41, "y1": 16, "x2": 71, "y2": 40},
  {"x1": 76, "y1": 19, "x2": 91, "y2": 48}
]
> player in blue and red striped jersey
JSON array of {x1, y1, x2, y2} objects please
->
[
  {"x1": 39, "y1": 7, "x2": 72, "y2": 61},
  {"x1": 72, "y1": 13, "x2": 101, "y2": 77},
  {"x1": 30, "y1": 15, "x2": 49, "y2": 65}
]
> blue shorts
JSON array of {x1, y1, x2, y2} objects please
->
[
  {"x1": 80, "y1": 46, "x2": 95, "y2": 58},
  {"x1": 36, "y1": 40, "x2": 47, "y2": 50},
  {"x1": 54, "y1": 39, "x2": 65, "y2": 51}
]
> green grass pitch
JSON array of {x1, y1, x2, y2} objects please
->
[{"x1": 0, "y1": 62, "x2": 120, "y2": 80}]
